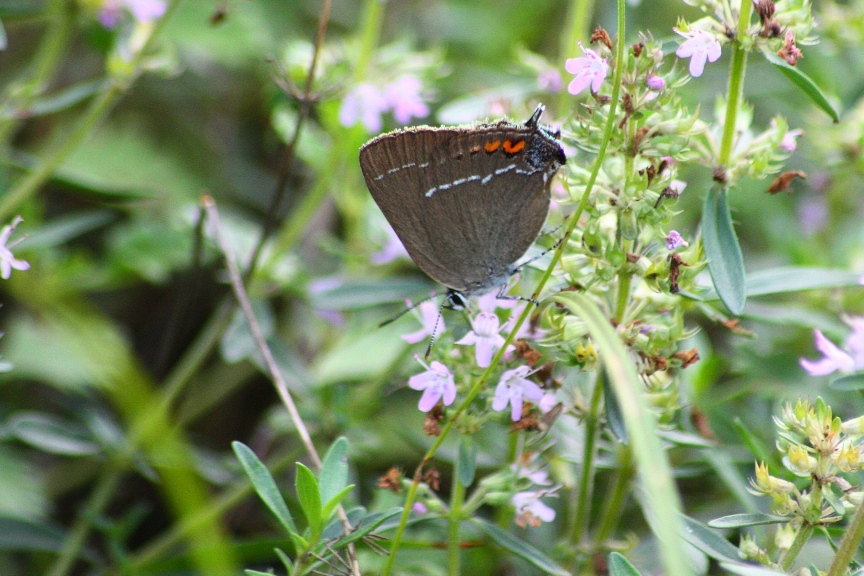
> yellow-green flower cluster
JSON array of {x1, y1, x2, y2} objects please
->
[{"x1": 748, "y1": 398, "x2": 864, "y2": 524}]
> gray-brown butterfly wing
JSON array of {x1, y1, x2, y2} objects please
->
[{"x1": 360, "y1": 117, "x2": 565, "y2": 293}]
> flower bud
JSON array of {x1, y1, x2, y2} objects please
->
[{"x1": 646, "y1": 75, "x2": 665, "y2": 90}]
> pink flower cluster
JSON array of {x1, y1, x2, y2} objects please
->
[{"x1": 339, "y1": 76, "x2": 429, "y2": 133}]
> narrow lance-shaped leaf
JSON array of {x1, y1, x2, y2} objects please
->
[
  {"x1": 319, "y1": 437, "x2": 349, "y2": 505},
  {"x1": 553, "y1": 293, "x2": 688, "y2": 576},
  {"x1": 608, "y1": 552, "x2": 645, "y2": 576},
  {"x1": 761, "y1": 49, "x2": 840, "y2": 122},
  {"x1": 702, "y1": 185, "x2": 746, "y2": 315},
  {"x1": 471, "y1": 519, "x2": 570, "y2": 576},
  {"x1": 681, "y1": 514, "x2": 741, "y2": 562},
  {"x1": 458, "y1": 435, "x2": 477, "y2": 487},
  {"x1": 708, "y1": 513, "x2": 788, "y2": 528},
  {"x1": 231, "y1": 442, "x2": 296, "y2": 534},
  {"x1": 295, "y1": 463, "x2": 323, "y2": 540}
]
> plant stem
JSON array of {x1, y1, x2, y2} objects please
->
[
  {"x1": 614, "y1": 272, "x2": 632, "y2": 324},
  {"x1": 382, "y1": 1, "x2": 627, "y2": 572},
  {"x1": 447, "y1": 458, "x2": 465, "y2": 576},
  {"x1": 569, "y1": 373, "x2": 604, "y2": 548},
  {"x1": 0, "y1": 0, "x2": 76, "y2": 146},
  {"x1": 594, "y1": 444, "x2": 633, "y2": 542},
  {"x1": 780, "y1": 523, "x2": 814, "y2": 571},
  {"x1": 826, "y1": 502, "x2": 864, "y2": 576},
  {"x1": 558, "y1": 0, "x2": 595, "y2": 113},
  {"x1": 46, "y1": 470, "x2": 122, "y2": 576},
  {"x1": 718, "y1": 0, "x2": 754, "y2": 168}
]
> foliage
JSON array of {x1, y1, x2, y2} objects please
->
[{"x1": 0, "y1": 0, "x2": 863, "y2": 575}]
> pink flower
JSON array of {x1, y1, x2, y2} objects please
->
[
  {"x1": 0, "y1": 216, "x2": 29, "y2": 280},
  {"x1": 477, "y1": 290, "x2": 516, "y2": 314},
  {"x1": 665, "y1": 230, "x2": 687, "y2": 251},
  {"x1": 780, "y1": 129, "x2": 803, "y2": 152},
  {"x1": 339, "y1": 83, "x2": 389, "y2": 132},
  {"x1": 492, "y1": 366, "x2": 544, "y2": 421},
  {"x1": 402, "y1": 300, "x2": 444, "y2": 344},
  {"x1": 99, "y1": 0, "x2": 166, "y2": 27},
  {"x1": 372, "y1": 224, "x2": 409, "y2": 264},
  {"x1": 384, "y1": 77, "x2": 429, "y2": 125},
  {"x1": 511, "y1": 462, "x2": 553, "y2": 486},
  {"x1": 538, "y1": 393, "x2": 558, "y2": 413},
  {"x1": 456, "y1": 312, "x2": 508, "y2": 367},
  {"x1": 669, "y1": 180, "x2": 687, "y2": 196},
  {"x1": 674, "y1": 28, "x2": 721, "y2": 77},
  {"x1": 800, "y1": 319, "x2": 864, "y2": 376},
  {"x1": 512, "y1": 491, "x2": 556, "y2": 527},
  {"x1": 508, "y1": 303, "x2": 546, "y2": 340},
  {"x1": 412, "y1": 502, "x2": 428, "y2": 514},
  {"x1": 538, "y1": 69, "x2": 563, "y2": 93},
  {"x1": 564, "y1": 43, "x2": 609, "y2": 95},
  {"x1": 408, "y1": 355, "x2": 457, "y2": 411}
]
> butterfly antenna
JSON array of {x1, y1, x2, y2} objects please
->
[
  {"x1": 378, "y1": 293, "x2": 435, "y2": 328},
  {"x1": 424, "y1": 298, "x2": 448, "y2": 359}
]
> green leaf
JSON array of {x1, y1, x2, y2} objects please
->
[
  {"x1": 554, "y1": 292, "x2": 688, "y2": 575},
  {"x1": 731, "y1": 417, "x2": 774, "y2": 466},
  {"x1": 245, "y1": 571, "x2": 273, "y2": 576},
  {"x1": 321, "y1": 485, "x2": 356, "y2": 522},
  {"x1": 708, "y1": 513, "x2": 788, "y2": 528},
  {"x1": 458, "y1": 435, "x2": 477, "y2": 487},
  {"x1": 657, "y1": 429, "x2": 714, "y2": 448},
  {"x1": 702, "y1": 186, "x2": 746, "y2": 315},
  {"x1": 608, "y1": 552, "x2": 644, "y2": 576},
  {"x1": 274, "y1": 547, "x2": 294, "y2": 571},
  {"x1": 719, "y1": 561, "x2": 785, "y2": 575},
  {"x1": 319, "y1": 437, "x2": 349, "y2": 505},
  {"x1": 20, "y1": 80, "x2": 105, "y2": 118},
  {"x1": 309, "y1": 277, "x2": 433, "y2": 310},
  {"x1": 231, "y1": 442, "x2": 296, "y2": 534},
  {"x1": 7, "y1": 412, "x2": 100, "y2": 456},
  {"x1": 762, "y1": 49, "x2": 840, "y2": 122},
  {"x1": 0, "y1": 517, "x2": 98, "y2": 561},
  {"x1": 603, "y1": 374, "x2": 627, "y2": 443},
  {"x1": 295, "y1": 463, "x2": 323, "y2": 539},
  {"x1": 471, "y1": 519, "x2": 570, "y2": 576},
  {"x1": 328, "y1": 507, "x2": 402, "y2": 549},
  {"x1": 822, "y1": 485, "x2": 846, "y2": 516},
  {"x1": 829, "y1": 373, "x2": 864, "y2": 391},
  {"x1": 19, "y1": 211, "x2": 115, "y2": 249},
  {"x1": 702, "y1": 267, "x2": 863, "y2": 301},
  {"x1": 681, "y1": 515, "x2": 740, "y2": 563}
]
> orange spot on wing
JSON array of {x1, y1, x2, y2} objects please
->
[
  {"x1": 503, "y1": 139, "x2": 525, "y2": 154},
  {"x1": 469, "y1": 145, "x2": 482, "y2": 154},
  {"x1": 485, "y1": 140, "x2": 501, "y2": 153}
]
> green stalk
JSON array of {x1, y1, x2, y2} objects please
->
[
  {"x1": 780, "y1": 523, "x2": 814, "y2": 571},
  {"x1": 614, "y1": 272, "x2": 632, "y2": 323},
  {"x1": 447, "y1": 458, "x2": 465, "y2": 576},
  {"x1": 568, "y1": 373, "x2": 604, "y2": 548},
  {"x1": 0, "y1": 0, "x2": 76, "y2": 146},
  {"x1": 355, "y1": 0, "x2": 385, "y2": 81},
  {"x1": 594, "y1": 444, "x2": 633, "y2": 542},
  {"x1": 46, "y1": 470, "x2": 122, "y2": 576},
  {"x1": 0, "y1": 0, "x2": 182, "y2": 221},
  {"x1": 718, "y1": 0, "x2": 754, "y2": 167},
  {"x1": 381, "y1": 2, "x2": 628, "y2": 573},
  {"x1": 826, "y1": 503, "x2": 864, "y2": 576},
  {"x1": 558, "y1": 0, "x2": 595, "y2": 113}
]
